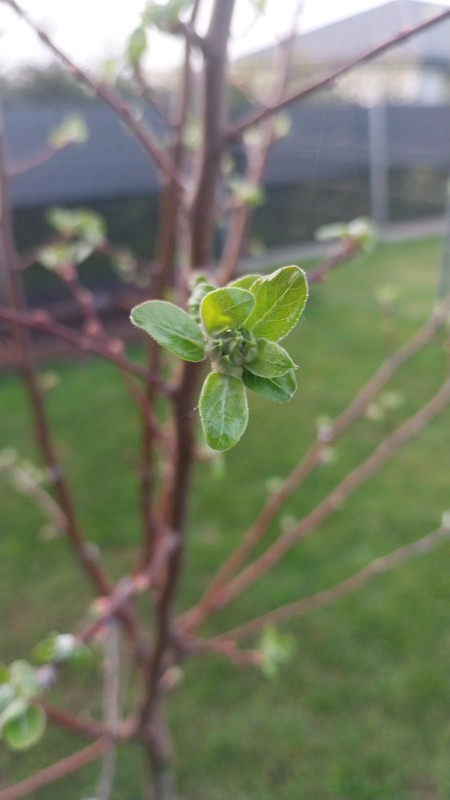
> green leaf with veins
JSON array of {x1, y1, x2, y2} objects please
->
[
  {"x1": 2, "y1": 704, "x2": 46, "y2": 751},
  {"x1": 245, "y1": 265, "x2": 308, "y2": 341},
  {"x1": 200, "y1": 287, "x2": 254, "y2": 335},
  {"x1": 246, "y1": 338, "x2": 296, "y2": 378},
  {"x1": 131, "y1": 300, "x2": 205, "y2": 362},
  {"x1": 199, "y1": 373, "x2": 248, "y2": 451},
  {"x1": 229, "y1": 274, "x2": 260, "y2": 290},
  {"x1": 242, "y1": 369, "x2": 297, "y2": 403}
]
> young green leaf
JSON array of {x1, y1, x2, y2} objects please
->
[
  {"x1": 199, "y1": 372, "x2": 248, "y2": 451},
  {"x1": 33, "y1": 633, "x2": 91, "y2": 666},
  {"x1": 245, "y1": 265, "x2": 308, "y2": 341},
  {"x1": 49, "y1": 114, "x2": 88, "y2": 149},
  {"x1": 245, "y1": 338, "x2": 296, "y2": 378},
  {"x1": 0, "y1": 685, "x2": 15, "y2": 715},
  {"x1": 128, "y1": 26, "x2": 148, "y2": 63},
  {"x1": 242, "y1": 369, "x2": 297, "y2": 403},
  {"x1": 131, "y1": 300, "x2": 205, "y2": 362},
  {"x1": 259, "y1": 625, "x2": 294, "y2": 679},
  {"x1": 10, "y1": 661, "x2": 39, "y2": 700},
  {"x1": 229, "y1": 274, "x2": 260, "y2": 290},
  {"x1": 200, "y1": 287, "x2": 255, "y2": 335},
  {"x1": 0, "y1": 697, "x2": 28, "y2": 730},
  {"x1": 46, "y1": 207, "x2": 106, "y2": 246},
  {"x1": 2, "y1": 704, "x2": 46, "y2": 751}
]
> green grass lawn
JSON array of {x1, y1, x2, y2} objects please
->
[{"x1": 1, "y1": 236, "x2": 450, "y2": 799}]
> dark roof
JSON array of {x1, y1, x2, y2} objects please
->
[
  {"x1": 241, "y1": 1, "x2": 450, "y2": 66},
  {"x1": 4, "y1": 102, "x2": 450, "y2": 207}
]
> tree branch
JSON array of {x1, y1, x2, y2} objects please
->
[
  {"x1": 218, "y1": 0, "x2": 304, "y2": 285},
  {"x1": 0, "y1": 306, "x2": 169, "y2": 390},
  {"x1": 2, "y1": 0, "x2": 183, "y2": 187},
  {"x1": 189, "y1": 377, "x2": 450, "y2": 621},
  {"x1": 181, "y1": 299, "x2": 449, "y2": 630},
  {"x1": 213, "y1": 524, "x2": 450, "y2": 642},
  {"x1": 227, "y1": 9, "x2": 450, "y2": 140},
  {"x1": 0, "y1": 739, "x2": 112, "y2": 800},
  {"x1": 42, "y1": 702, "x2": 122, "y2": 741}
]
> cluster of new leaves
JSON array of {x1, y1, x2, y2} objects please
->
[
  {"x1": 131, "y1": 265, "x2": 308, "y2": 450},
  {"x1": 0, "y1": 636, "x2": 90, "y2": 751}
]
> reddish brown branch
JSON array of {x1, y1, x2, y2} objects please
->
[
  {"x1": 0, "y1": 739, "x2": 112, "y2": 800},
  {"x1": 8, "y1": 146, "x2": 59, "y2": 177},
  {"x1": 307, "y1": 241, "x2": 359, "y2": 284},
  {"x1": 139, "y1": 3, "x2": 237, "y2": 746},
  {"x1": 202, "y1": 379, "x2": 450, "y2": 616},
  {"x1": 3, "y1": 0, "x2": 182, "y2": 187},
  {"x1": 138, "y1": 0, "x2": 203, "y2": 570},
  {"x1": 0, "y1": 306, "x2": 168, "y2": 390},
  {"x1": 219, "y1": 1, "x2": 304, "y2": 285},
  {"x1": 42, "y1": 702, "x2": 123, "y2": 741},
  {"x1": 181, "y1": 299, "x2": 449, "y2": 631},
  {"x1": 214, "y1": 524, "x2": 450, "y2": 642},
  {"x1": 227, "y1": 9, "x2": 450, "y2": 140}
]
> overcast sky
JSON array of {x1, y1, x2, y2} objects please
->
[{"x1": 1, "y1": 0, "x2": 449, "y2": 75}]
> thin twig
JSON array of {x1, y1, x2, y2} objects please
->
[
  {"x1": 96, "y1": 623, "x2": 121, "y2": 800},
  {"x1": 8, "y1": 146, "x2": 60, "y2": 177},
  {"x1": 219, "y1": 0, "x2": 304, "y2": 285},
  {"x1": 0, "y1": 739, "x2": 112, "y2": 800},
  {"x1": 180, "y1": 299, "x2": 449, "y2": 631},
  {"x1": 42, "y1": 702, "x2": 121, "y2": 741},
  {"x1": 201, "y1": 379, "x2": 450, "y2": 617},
  {"x1": 3, "y1": 0, "x2": 183, "y2": 187},
  {"x1": 0, "y1": 462, "x2": 67, "y2": 534},
  {"x1": 213, "y1": 524, "x2": 450, "y2": 642},
  {"x1": 227, "y1": 9, "x2": 450, "y2": 140},
  {"x1": 0, "y1": 306, "x2": 169, "y2": 390}
]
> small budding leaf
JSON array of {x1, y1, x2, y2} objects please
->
[
  {"x1": 228, "y1": 177, "x2": 266, "y2": 208},
  {"x1": 200, "y1": 287, "x2": 255, "y2": 336},
  {"x1": 245, "y1": 339, "x2": 296, "y2": 379},
  {"x1": 33, "y1": 633, "x2": 91, "y2": 666},
  {"x1": 49, "y1": 114, "x2": 88, "y2": 149},
  {"x1": 259, "y1": 625, "x2": 294, "y2": 679},
  {"x1": 128, "y1": 26, "x2": 148, "y2": 63},
  {"x1": 0, "y1": 685, "x2": 15, "y2": 715},
  {"x1": 10, "y1": 661, "x2": 39, "y2": 701},
  {"x1": 47, "y1": 207, "x2": 106, "y2": 246},
  {"x1": 242, "y1": 369, "x2": 297, "y2": 403},
  {"x1": 38, "y1": 241, "x2": 93, "y2": 270},
  {"x1": 245, "y1": 265, "x2": 308, "y2": 341},
  {"x1": 0, "y1": 697, "x2": 28, "y2": 730},
  {"x1": 131, "y1": 300, "x2": 205, "y2": 362},
  {"x1": 2, "y1": 704, "x2": 46, "y2": 751},
  {"x1": 199, "y1": 372, "x2": 248, "y2": 451}
]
